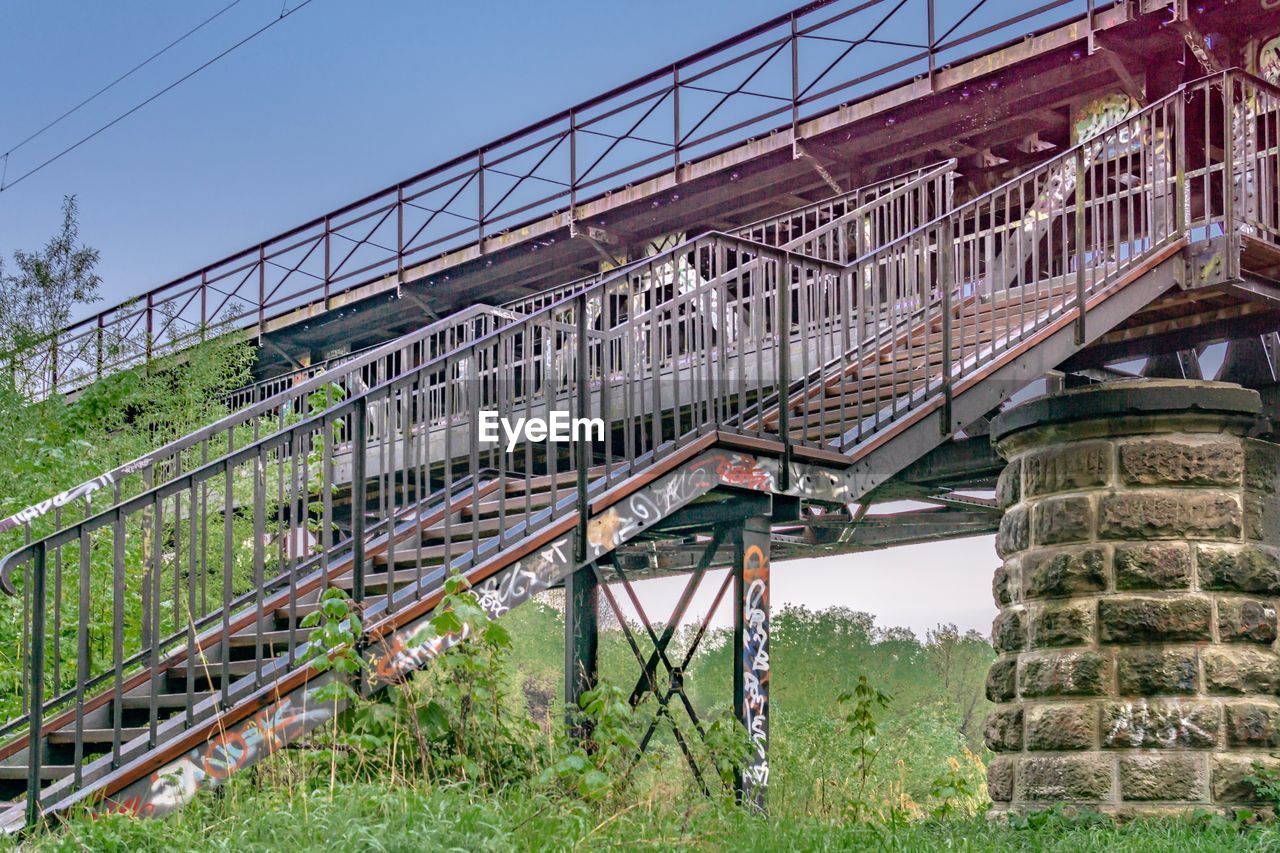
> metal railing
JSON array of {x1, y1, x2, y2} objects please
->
[
  {"x1": 2, "y1": 68, "x2": 1264, "y2": 824},
  {"x1": 502, "y1": 159, "x2": 956, "y2": 315},
  {"x1": 1227, "y1": 72, "x2": 1280, "y2": 251},
  {"x1": 4, "y1": 0, "x2": 1105, "y2": 399},
  {"x1": 0, "y1": 304, "x2": 516, "y2": 550},
  {"x1": 745, "y1": 71, "x2": 1252, "y2": 450},
  {"x1": 0, "y1": 163, "x2": 954, "y2": 566}
]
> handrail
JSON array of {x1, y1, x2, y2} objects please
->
[
  {"x1": 736, "y1": 70, "x2": 1243, "y2": 449},
  {"x1": 0, "y1": 162, "x2": 952, "y2": 556},
  {"x1": 3, "y1": 0, "x2": 1105, "y2": 399},
  {"x1": 0, "y1": 227, "x2": 843, "y2": 589},
  {"x1": 0, "y1": 303, "x2": 518, "y2": 540},
  {"x1": 220, "y1": 303, "x2": 520, "y2": 410}
]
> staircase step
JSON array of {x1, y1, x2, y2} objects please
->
[
  {"x1": 273, "y1": 593, "x2": 390, "y2": 621},
  {"x1": 461, "y1": 487, "x2": 574, "y2": 518},
  {"x1": 121, "y1": 692, "x2": 214, "y2": 710},
  {"x1": 47, "y1": 727, "x2": 147, "y2": 745},
  {"x1": 0, "y1": 765, "x2": 74, "y2": 781},
  {"x1": 228, "y1": 628, "x2": 315, "y2": 648},
  {"x1": 330, "y1": 566, "x2": 445, "y2": 592},
  {"x1": 167, "y1": 659, "x2": 270, "y2": 681}
]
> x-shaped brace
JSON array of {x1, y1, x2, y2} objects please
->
[{"x1": 591, "y1": 526, "x2": 731, "y2": 793}]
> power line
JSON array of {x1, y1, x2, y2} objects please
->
[
  {"x1": 0, "y1": 0, "x2": 317, "y2": 194},
  {"x1": 2, "y1": 0, "x2": 246, "y2": 160}
]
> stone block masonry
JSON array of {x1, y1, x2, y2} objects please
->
[{"x1": 985, "y1": 380, "x2": 1280, "y2": 817}]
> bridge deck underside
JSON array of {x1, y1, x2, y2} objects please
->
[{"x1": 249, "y1": 1, "x2": 1266, "y2": 377}]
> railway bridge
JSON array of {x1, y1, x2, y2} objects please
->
[{"x1": 3, "y1": 0, "x2": 1280, "y2": 825}]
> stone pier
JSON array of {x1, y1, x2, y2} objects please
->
[{"x1": 984, "y1": 380, "x2": 1280, "y2": 817}]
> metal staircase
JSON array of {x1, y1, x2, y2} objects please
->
[
  {"x1": 0, "y1": 161, "x2": 952, "y2": 548},
  {"x1": 0, "y1": 69, "x2": 1275, "y2": 829}
]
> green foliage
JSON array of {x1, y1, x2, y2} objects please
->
[
  {"x1": 1006, "y1": 803, "x2": 1113, "y2": 831},
  {"x1": 1247, "y1": 759, "x2": 1280, "y2": 812},
  {"x1": 836, "y1": 673, "x2": 892, "y2": 821},
  {"x1": 16, "y1": 591, "x2": 1280, "y2": 849},
  {"x1": 928, "y1": 755, "x2": 982, "y2": 820},
  {"x1": 540, "y1": 682, "x2": 639, "y2": 801},
  {"x1": 19, "y1": 778, "x2": 1280, "y2": 851},
  {"x1": 298, "y1": 587, "x2": 363, "y2": 704},
  {"x1": 0, "y1": 332, "x2": 258, "y2": 720},
  {"x1": 0, "y1": 196, "x2": 100, "y2": 356},
  {"x1": 319, "y1": 574, "x2": 545, "y2": 793}
]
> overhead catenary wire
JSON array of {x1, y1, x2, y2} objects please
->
[
  {"x1": 1, "y1": 0, "x2": 247, "y2": 162},
  {"x1": 0, "y1": 0, "x2": 317, "y2": 194}
]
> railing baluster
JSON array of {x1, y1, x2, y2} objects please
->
[
  {"x1": 1075, "y1": 146, "x2": 1088, "y2": 344},
  {"x1": 939, "y1": 219, "x2": 953, "y2": 435},
  {"x1": 25, "y1": 542, "x2": 46, "y2": 827},
  {"x1": 351, "y1": 396, "x2": 368, "y2": 605},
  {"x1": 576, "y1": 292, "x2": 590, "y2": 561}
]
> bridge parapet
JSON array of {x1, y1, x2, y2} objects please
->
[{"x1": 986, "y1": 379, "x2": 1280, "y2": 817}]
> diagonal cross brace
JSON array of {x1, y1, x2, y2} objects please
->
[
  {"x1": 593, "y1": 554, "x2": 711, "y2": 794},
  {"x1": 626, "y1": 525, "x2": 730, "y2": 705}
]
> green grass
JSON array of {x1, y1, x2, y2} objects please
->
[
  {"x1": 12, "y1": 599, "x2": 1280, "y2": 851},
  {"x1": 19, "y1": 781, "x2": 1280, "y2": 852}
]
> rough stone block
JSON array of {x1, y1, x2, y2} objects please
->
[
  {"x1": 993, "y1": 563, "x2": 1018, "y2": 607},
  {"x1": 1202, "y1": 646, "x2": 1280, "y2": 695},
  {"x1": 1225, "y1": 701, "x2": 1280, "y2": 748},
  {"x1": 1019, "y1": 755, "x2": 1113, "y2": 801},
  {"x1": 988, "y1": 756, "x2": 1015, "y2": 802},
  {"x1": 987, "y1": 655, "x2": 1017, "y2": 703},
  {"x1": 1116, "y1": 648, "x2": 1198, "y2": 696},
  {"x1": 1198, "y1": 544, "x2": 1280, "y2": 594},
  {"x1": 1243, "y1": 489, "x2": 1280, "y2": 544},
  {"x1": 1113, "y1": 543, "x2": 1191, "y2": 591},
  {"x1": 1032, "y1": 495, "x2": 1094, "y2": 546},
  {"x1": 984, "y1": 706, "x2": 1024, "y2": 752},
  {"x1": 1244, "y1": 439, "x2": 1280, "y2": 495},
  {"x1": 1025, "y1": 703, "x2": 1095, "y2": 750},
  {"x1": 996, "y1": 505, "x2": 1028, "y2": 558},
  {"x1": 996, "y1": 461, "x2": 1022, "y2": 510},
  {"x1": 1102, "y1": 699, "x2": 1218, "y2": 749},
  {"x1": 1022, "y1": 547, "x2": 1107, "y2": 600},
  {"x1": 1031, "y1": 601, "x2": 1095, "y2": 648},
  {"x1": 1212, "y1": 754, "x2": 1280, "y2": 802},
  {"x1": 1118, "y1": 436, "x2": 1243, "y2": 487},
  {"x1": 1218, "y1": 598, "x2": 1278, "y2": 645},
  {"x1": 1119, "y1": 754, "x2": 1205, "y2": 801},
  {"x1": 1024, "y1": 442, "x2": 1112, "y2": 497},
  {"x1": 1097, "y1": 596, "x2": 1212, "y2": 644},
  {"x1": 992, "y1": 608, "x2": 1026, "y2": 653},
  {"x1": 1019, "y1": 650, "x2": 1108, "y2": 698},
  {"x1": 1098, "y1": 491, "x2": 1240, "y2": 541}
]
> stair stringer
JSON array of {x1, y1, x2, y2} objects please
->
[{"x1": 48, "y1": 439, "x2": 848, "y2": 822}]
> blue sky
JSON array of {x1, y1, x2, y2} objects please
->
[
  {"x1": 1, "y1": 1, "x2": 803, "y2": 298},
  {"x1": 0, "y1": 0, "x2": 1016, "y2": 637}
]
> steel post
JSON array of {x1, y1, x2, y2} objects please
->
[
  {"x1": 350, "y1": 396, "x2": 367, "y2": 605},
  {"x1": 26, "y1": 542, "x2": 46, "y2": 827},
  {"x1": 733, "y1": 515, "x2": 770, "y2": 812},
  {"x1": 563, "y1": 564, "x2": 599, "y2": 735}
]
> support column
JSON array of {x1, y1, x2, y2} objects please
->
[
  {"x1": 564, "y1": 564, "x2": 598, "y2": 734},
  {"x1": 734, "y1": 516, "x2": 771, "y2": 811},
  {"x1": 985, "y1": 380, "x2": 1280, "y2": 817}
]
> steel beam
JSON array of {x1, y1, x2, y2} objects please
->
[
  {"x1": 733, "y1": 515, "x2": 770, "y2": 812},
  {"x1": 563, "y1": 564, "x2": 599, "y2": 734}
]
